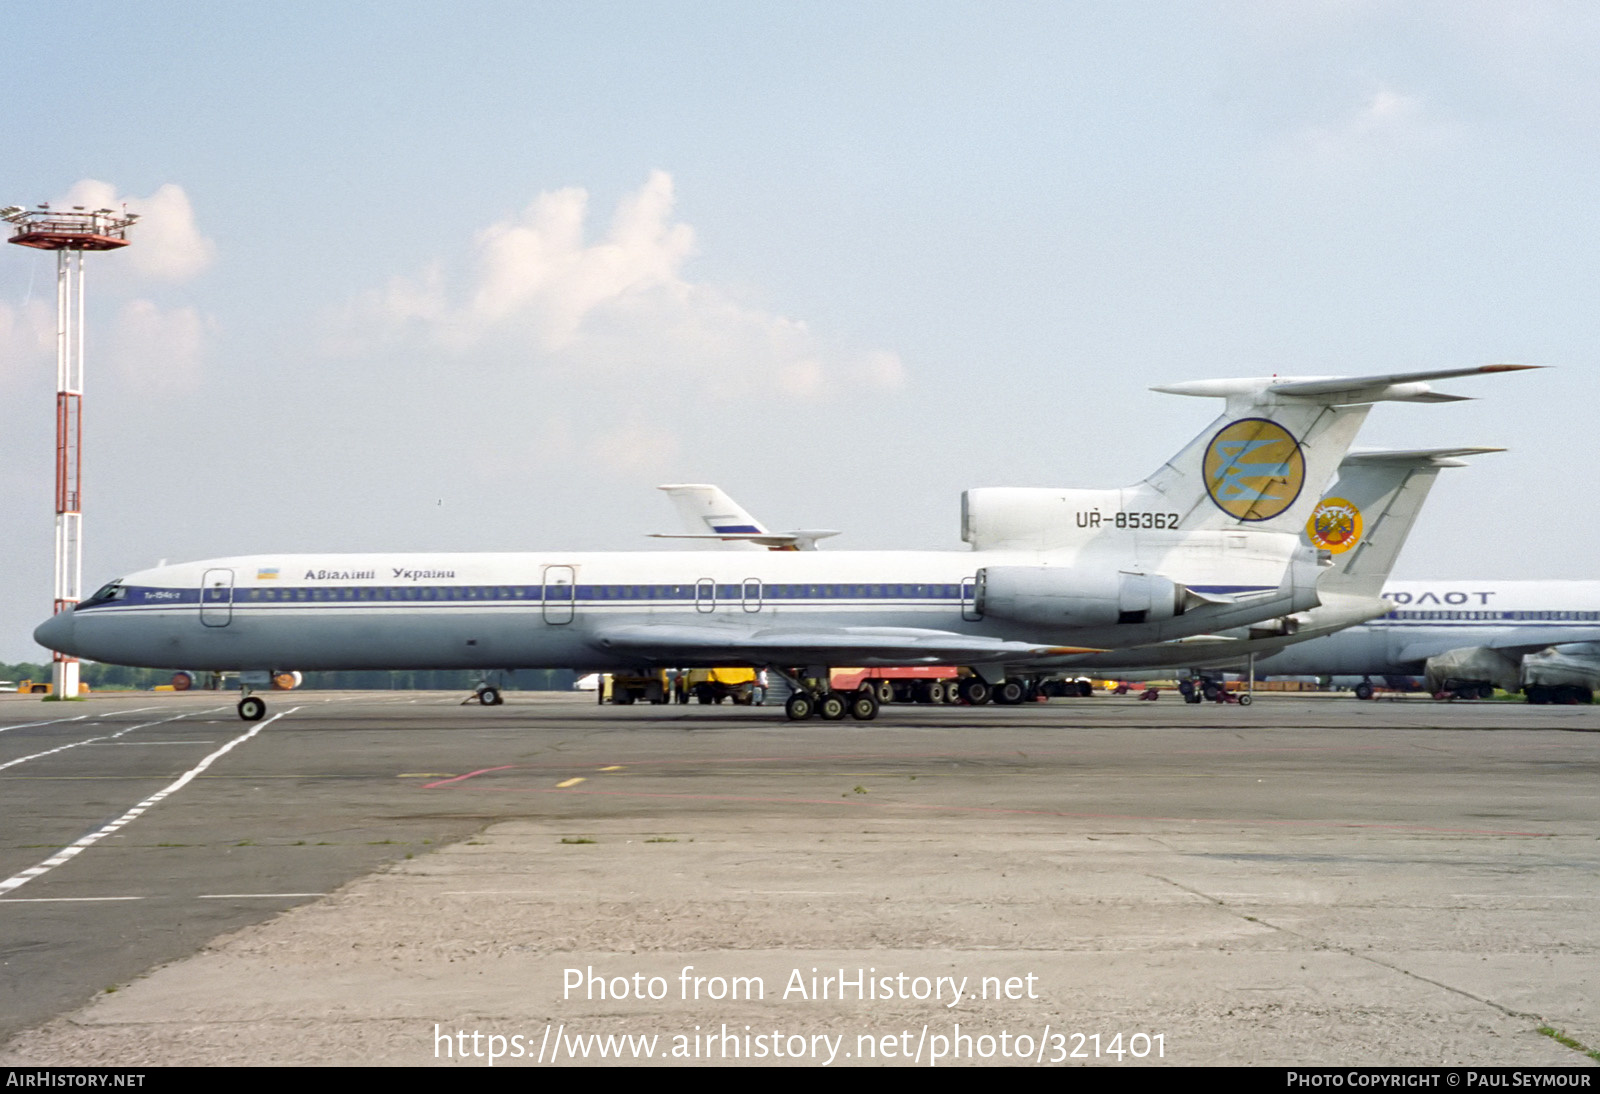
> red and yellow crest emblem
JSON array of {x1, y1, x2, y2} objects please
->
[{"x1": 1306, "y1": 497, "x2": 1363, "y2": 554}]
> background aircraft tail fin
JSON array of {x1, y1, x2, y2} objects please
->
[
  {"x1": 650, "y1": 484, "x2": 838, "y2": 550},
  {"x1": 1310, "y1": 447, "x2": 1502, "y2": 597},
  {"x1": 656, "y1": 483, "x2": 768, "y2": 536}
]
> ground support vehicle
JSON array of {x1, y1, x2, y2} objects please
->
[
  {"x1": 829, "y1": 666, "x2": 961, "y2": 705},
  {"x1": 675, "y1": 667, "x2": 762, "y2": 705},
  {"x1": 600, "y1": 670, "x2": 671, "y2": 705}
]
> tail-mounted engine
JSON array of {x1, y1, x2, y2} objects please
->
[{"x1": 974, "y1": 567, "x2": 1182, "y2": 627}]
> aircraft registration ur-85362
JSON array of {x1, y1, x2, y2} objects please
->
[{"x1": 33, "y1": 366, "x2": 1534, "y2": 722}]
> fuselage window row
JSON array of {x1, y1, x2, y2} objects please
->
[
  {"x1": 120, "y1": 582, "x2": 973, "y2": 608},
  {"x1": 1383, "y1": 609, "x2": 1597, "y2": 622}
]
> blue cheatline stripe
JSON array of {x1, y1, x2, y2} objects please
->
[
  {"x1": 711, "y1": 525, "x2": 761, "y2": 533},
  {"x1": 79, "y1": 584, "x2": 1600, "y2": 621},
  {"x1": 1379, "y1": 620, "x2": 1600, "y2": 627},
  {"x1": 85, "y1": 581, "x2": 992, "y2": 612}
]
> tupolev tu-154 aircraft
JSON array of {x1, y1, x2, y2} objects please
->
[
  {"x1": 32, "y1": 366, "x2": 1535, "y2": 722},
  {"x1": 662, "y1": 446, "x2": 1502, "y2": 703}
]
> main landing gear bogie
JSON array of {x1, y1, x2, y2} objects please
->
[
  {"x1": 1525, "y1": 685, "x2": 1593, "y2": 705},
  {"x1": 992, "y1": 679, "x2": 1028, "y2": 705},
  {"x1": 1432, "y1": 683, "x2": 1496, "y2": 702},
  {"x1": 1177, "y1": 678, "x2": 1252, "y2": 705},
  {"x1": 785, "y1": 689, "x2": 879, "y2": 722},
  {"x1": 817, "y1": 692, "x2": 849, "y2": 721},
  {"x1": 957, "y1": 678, "x2": 990, "y2": 705}
]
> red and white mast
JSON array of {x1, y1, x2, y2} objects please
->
[{"x1": 3, "y1": 203, "x2": 136, "y2": 699}]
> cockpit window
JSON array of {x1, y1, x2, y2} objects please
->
[{"x1": 81, "y1": 581, "x2": 127, "y2": 608}]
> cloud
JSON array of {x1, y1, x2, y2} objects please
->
[
  {"x1": 8, "y1": 182, "x2": 219, "y2": 392},
  {"x1": 105, "y1": 300, "x2": 212, "y2": 390},
  {"x1": 587, "y1": 420, "x2": 682, "y2": 474},
  {"x1": 1294, "y1": 85, "x2": 1447, "y2": 163},
  {"x1": 60, "y1": 180, "x2": 215, "y2": 282},
  {"x1": 333, "y1": 171, "x2": 905, "y2": 400},
  {"x1": 466, "y1": 173, "x2": 694, "y2": 349},
  {"x1": 0, "y1": 299, "x2": 54, "y2": 388}
]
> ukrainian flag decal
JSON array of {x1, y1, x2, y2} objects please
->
[{"x1": 256, "y1": 567, "x2": 280, "y2": 580}]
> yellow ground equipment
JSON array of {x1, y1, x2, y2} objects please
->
[{"x1": 675, "y1": 667, "x2": 760, "y2": 705}]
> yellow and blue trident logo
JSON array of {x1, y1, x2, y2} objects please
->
[{"x1": 1203, "y1": 419, "x2": 1306, "y2": 521}]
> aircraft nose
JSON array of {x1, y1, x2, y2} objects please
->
[{"x1": 33, "y1": 609, "x2": 75, "y2": 654}]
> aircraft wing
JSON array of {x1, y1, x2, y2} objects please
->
[
  {"x1": 1397, "y1": 626, "x2": 1600, "y2": 664},
  {"x1": 590, "y1": 623, "x2": 1099, "y2": 666}
]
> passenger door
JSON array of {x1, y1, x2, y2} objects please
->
[
  {"x1": 200, "y1": 568, "x2": 234, "y2": 627},
  {"x1": 542, "y1": 565, "x2": 576, "y2": 624}
]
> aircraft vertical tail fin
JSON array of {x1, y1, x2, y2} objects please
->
[
  {"x1": 1309, "y1": 448, "x2": 1502, "y2": 597},
  {"x1": 1137, "y1": 366, "x2": 1536, "y2": 534},
  {"x1": 649, "y1": 484, "x2": 838, "y2": 550},
  {"x1": 657, "y1": 484, "x2": 769, "y2": 537}
]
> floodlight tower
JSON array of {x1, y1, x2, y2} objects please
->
[{"x1": 3, "y1": 202, "x2": 137, "y2": 699}]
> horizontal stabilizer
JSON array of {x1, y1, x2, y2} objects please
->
[
  {"x1": 1343, "y1": 447, "x2": 1505, "y2": 468},
  {"x1": 1266, "y1": 365, "x2": 1539, "y2": 398},
  {"x1": 649, "y1": 529, "x2": 841, "y2": 550},
  {"x1": 1390, "y1": 392, "x2": 1471, "y2": 403},
  {"x1": 1152, "y1": 364, "x2": 1541, "y2": 406}
]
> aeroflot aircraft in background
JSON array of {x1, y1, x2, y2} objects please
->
[
  {"x1": 1253, "y1": 581, "x2": 1600, "y2": 702},
  {"x1": 33, "y1": 366, "x2": 1534, "y2": 722}
]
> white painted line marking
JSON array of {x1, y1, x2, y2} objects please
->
[
  {"x1": 0, "y1": 896, "x2": 145, "y2": 903},
  {"x1": 0, "y1": 714, "x2": 89, "y2": 734},
  {"x1": 88, "y1": 741, "x2": 216, "y2": 746},
  {"x1": 443, "y1": 890, "x2": 566, "y2": 896},
  {"x1": 0, "y1": 707, "x2": 299, "y2": 897},
  {"x1": 196, "y1": 893, "x2": 324, "y2": 899},
  {"x1": 0, "y1": 705, "x2": 171, "y2": 736},
  {"x1": 0, "y1": 708, "x2": 226, "y2": 773}
]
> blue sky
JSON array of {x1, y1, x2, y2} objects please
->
[{"x1": 2, "y1": 2, "x2": 1596, "y2": 660}]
